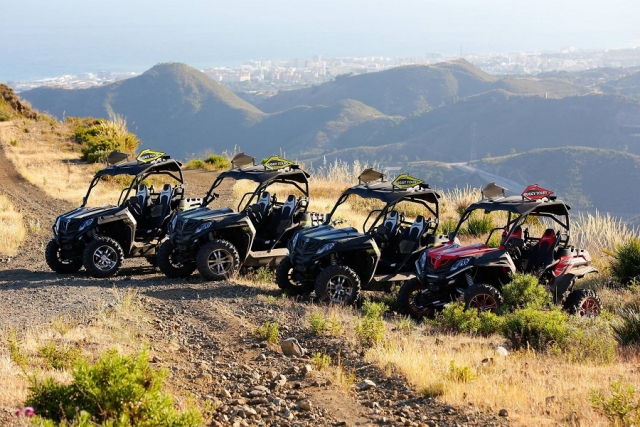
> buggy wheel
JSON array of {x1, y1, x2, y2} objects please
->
[
  {"x1": 196, "y1": 239, "x2": 240, "y2": 281},
  {"x1": 464, "y1": 284, "x2": 503, "y2": 313},
  {"x1": 83, "y1": 236, "x2": 124, "y2": 278},
  {"x1": 276, "y1": 257, "x2": 314, "y2": 295},
  {"x1": 157, "y1": 241, "x2": 196, "y2": 278},
  {"x1": 397, "y1": 278, "x2": 435, "y2": 319},
  {"x1": 315, "y1": 264, "x2": 361, "y2": 305},
  {"x1": 45, "y1": 239, "x2": 82, "y2": 274},
  {"x1": 563, "y1": 289, "x2": 602, "y2": 317}
]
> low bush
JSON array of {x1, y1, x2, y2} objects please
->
[
  {"x1": 26, "y1": 349, "x2": 202, "y2": 426},
  {"x1": 204, "y1": 154, "x2": 230, "y2": 170},
  {"x1": 436, "y1": 302, "x2": 504, "y2": 336},
  {"x1": 445, "y1": 360, "x2": 476, "y2": 383},
  {"x1": 420, "y1": 383, "x2": 446, "y2": 398},
  {"x1": 37, "y1": 341, "x2": 82, "y2": 370},
  {"x1": 464, "y1": 212, "x2": 494, "y2": 237},
  {"x1": 184, "y1": 159, "x2": 206, "y2": 170},
  {"x1": 311, "y1": 352, "x2": 331, "y2": 370},
  {"x1": 254, "y1": 321, "x2": 279, "y2": 344},
  {"x1": 308, "y1": 311, "x2": 327, "y2": 335},
  {"x1": 71, "y1": 115, "x2": 139, "y2": 163},
  {"x1": 609, "y1": 238, "x2": 640, "y2": 286},
  {"x1": 355, "y1": 300, "x2": 387, "y2": 346},
  {"x1": 590, "y1": 377, "x2": 640, "y2": 427},
  {"x1": 502, "y1": 307, "x2": 569, "y2": 352},
  {"x1": 501, "y1": 273, "x2": 552, "y2": 312},
  {"x1": 612, "y1": 304, "x2": 640, "y2": 346},
  {"x1": 565, "y1": 314, "x2": 617, "y2": 364}
]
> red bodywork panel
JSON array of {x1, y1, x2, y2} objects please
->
[
  {"x1": 553, "y1": 254, "x2": 590, "y2": 277},
  {"x1": 427, "y1": 242, "x2": 497, "y2": 270}
]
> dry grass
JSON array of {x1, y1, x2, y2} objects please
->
[
  {"x1": 0, "y1": 195, "x2": 26, "y2": 256},
  {"x1": 0, "y1": 288, "x2": 149, "y2": 413},
  {"x1": 368, "y1": 326, "x2": 640, "y2": 426}
]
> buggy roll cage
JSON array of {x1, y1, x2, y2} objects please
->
[
  {"x1": 325, "y1": 170, "x2": 440, "y2": 232},
  {"x1": 451, "y1": 183, "x2": 572, "y2": 247},
  {"x1": 201, "y1": 153, "x2": 311, "y2": 211},
  {"x1": 81, "y1": 150, "x2": 184, "y2": 207}
]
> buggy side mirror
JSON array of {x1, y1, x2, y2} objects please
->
[{"x1": 448, "y1": 232, "x2": 456, "y2": 242}]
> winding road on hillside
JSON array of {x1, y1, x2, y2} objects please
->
[
  {"x1": 0, "y1": 121, "x2": 506, "y2": 427},
  {"x1": 450, "y1": 162, "x2": 525, "y2": 195}
]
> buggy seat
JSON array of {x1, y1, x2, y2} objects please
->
[{"x1": 525, "y1": 228, "x2": 557, "y2": 273}]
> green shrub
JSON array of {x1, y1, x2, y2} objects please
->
[
  {"x1": 609, "y1": 238, "x2": 640, "y2": 286},
  {"x1": 9, "y1": 138, "x2": 18, "y2": 146},
  {"x1": 501, "y1": 273, "x2": 552, "y2": 312},
  {"x1": 26, "y1": 349, "x2": 202, "y2": 426},
  {"x1": 184, "y1": 159, "x2": 206, "y2": 170},
  {"x1": 308, "y1": 311, "x2": 327, "y2": 335},
  {"x1": 311, "y1": 352, "x2": 331, "y2": 370},
  {"x1": 37, "y1": 341, "x2": 82, "y2": 370},
  {"x1": 437, "y1": 302, "x2": 481, "y2": 333},
  {"x1": 612, "y1": 304, "x2": 640, "y2": 346},
  {"x1": 71, "y1": 116, "x2": 139, "y2": 163},
  {"x1": 465, "y1": 212, "x2": 494, "y2": 237},
  {"x1": 565, "y1": 315, "x2": 617, "y2": 364},
  {"x1": 254, "y1": 321, "x2": 279, "y2": 344},
  {"x1": 438, "y1": 218, "x2": 458, "y2": 235},
  {"x1": 486, "y1": 233, "x2": 502, "y2": 248},
  {"x1": 478, "y1": 311, "x2": 505, "y2": 336},
  {"x1": 590, "y1": 377, "x2": 640, "y2": 427},
  {"x1": 445, "y1": 360, "x2": 476, "y2": 383},
  {"x1": 6, "y1": 329, "x2": 28, "y2": 371},
  {"x1": 501, "y1": 307, "x2": 569, "y2": 352},
  {"x1": 355, "y1": 300, "x2": 387, "y2": 346},
  {"x1": 204, "y1": 154, "x2": 230, "y2": 170},
  {"x1": 436, "y1": 302, "x2": 503, "y2": 336}
]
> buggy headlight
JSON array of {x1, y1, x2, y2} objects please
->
[
  {"x1": 450, "y1": 257, "x2": 471, "y2": 271},
  {"x1": 290, "y1": 232, "x2": 299, "y2": 249},
  {"x1": 195, "y1": 222, "x2": 212, "y2": 234},
  {"x1": 316, "y1": 242, "x2": 336, "y2": 255},
  {"x1": 54, "y1": 217, "x2": 61, "y2": 233},
  {"x1": 78, "y1": 218, "x2": 94, "y2": 232},
  {"x1": 418, "y1": 251, "x2": 428, "y2": 271}
]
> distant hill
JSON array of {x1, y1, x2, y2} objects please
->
[
  {"x1": 19, "y1": 63, "x2": 265, "y2": 156},
  {"x1": 536, "y1": 67, "x2": 640, "y2": 87},
  {"x1": 258, "y1": 60, "x2": 584, "y2": 116},
  {"x1": 599, "y1": 70, "x2": 640, "y2": 100}
]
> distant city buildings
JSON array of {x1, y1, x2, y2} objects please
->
[{"x1": 8, "y1": 46, "x2": 640, "y2": 93}]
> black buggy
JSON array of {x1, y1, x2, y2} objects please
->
[
  {"x1": 276, "y1": 170, "x2": 447, "y2": 304},
  {"x1": 46, "y1": 149, "x2": 199, "y2": 278},
  {"x1": 157, "y1": 154, "x2": 323, "y2": 280}
]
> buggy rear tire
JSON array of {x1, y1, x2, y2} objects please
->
[
  {"x1": 315, "y1": 264, "x2": 361, "y2": 305},
  {"x1": 563, "y1": 289, "x2": 602, "y2": 317},
  {"x1": 157, "y1": 241, "x2": 196, "y2": 278},
  {"x1": 45, "y1": 239, "x2": 82, "y2": 274},
  {"x1": 276, "y1": 257, "x2": 314, "y2": 295},
  {"x1": 83, "y1": 236, "x2": 124, "y2": 278},
  {"x1": 196, "y1": 239, "x2": 240, "y2": 281},
  {"x1": 397, "y1": 278, "x2": 435, "y2": 319},
  {"x1": 464, "y1": 284, "x2": 503, "y2": 313}
]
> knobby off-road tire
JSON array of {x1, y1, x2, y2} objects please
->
[
  {"x1": 563, "y1": 288, "x2": 602, "y2": 317},
  {"x1": 83, "y1": 236, "x2": 124, "y2": 278},
  {"x1": 45, "y1": 239, "x2": 82, "y2": 274},
  {"x1": 464, "y1": 284, "x2": 503, "y2": 313},
  {"x1": 196, "y1": 239, "x2": 240, "y2": 281},
  {"x1": 275, "y1": 257, "x2": 314, "y2": 295},
  {"x1": 157, "y1": 241, "x2": 196, "y2": 278},
  {"x1": 397, "y1": 278, "x2": 435, "y2": 319},
  {"x1": 315, "y1": 264, "x2": 361, "y2": 305}
]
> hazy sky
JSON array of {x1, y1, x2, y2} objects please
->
[{"x1": 2, "y1": 0, "x2": 639, "y2": 80}]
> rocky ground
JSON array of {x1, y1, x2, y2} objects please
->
[{"x1": 0, "y1": 133, "x2": 508, "y2": 426}]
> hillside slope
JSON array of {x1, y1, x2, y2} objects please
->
[
  {"x1": 19, "y1": 63, "x2": 265, "y2": 156},
  {"x1": 258, "y1": 60, "x2": 584, "y2": 116}
]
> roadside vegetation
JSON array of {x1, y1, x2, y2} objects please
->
[{"x1": 0, "y1": 195, "x2": 26, "y2": 256}]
